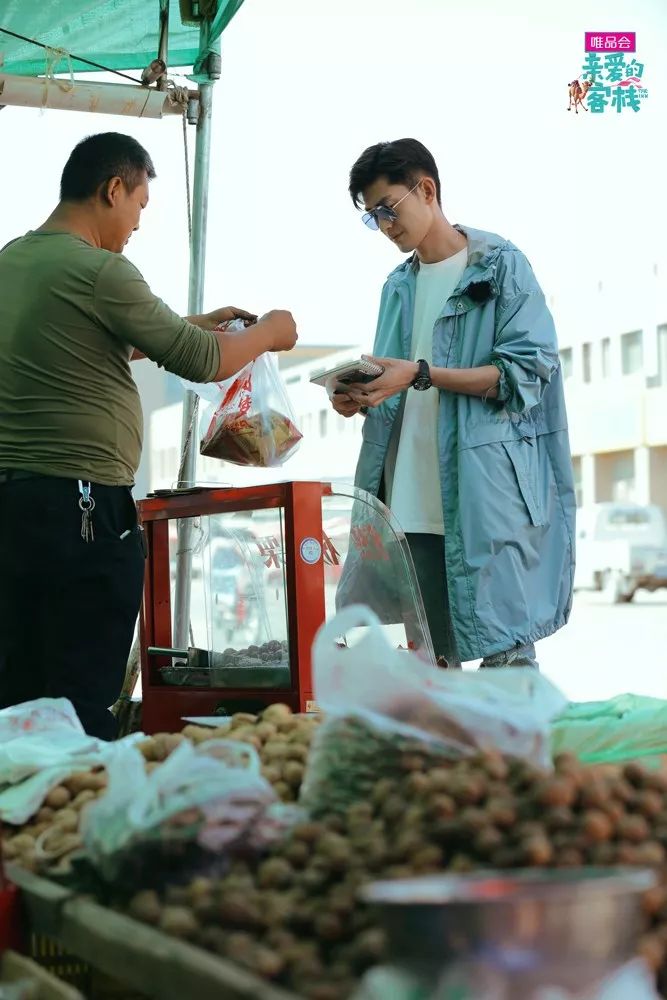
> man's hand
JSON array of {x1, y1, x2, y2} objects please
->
[
  {"x1": 329, "y1": 388, "x2": 362, "y2": 418},
  {"x1": 189, "y1": 306, "x2": 258, "y2": 331},
  {"x1": 258, "y1": 310, "x2": 298, "y2": 352},
  {"x1": 211, "y1": 310, "x2": 298, "y2": 380},
  {"x1": 347, "y1": 355, "x2": 418, "y2": 408}
]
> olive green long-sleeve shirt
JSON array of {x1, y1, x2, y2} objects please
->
[{"x1": 0, "y1": 231, "x2": 219, "y2": 485}]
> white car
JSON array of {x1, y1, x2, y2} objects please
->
[{"x1": 574, "y1": 503, "x2": 667, "y2": 603}]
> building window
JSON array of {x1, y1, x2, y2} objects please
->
[
  {"x1": 621, "y1": 330, "x2": 643, "y2": 375},
  {"x1": 595, "y1": 449, "x2": 635, "y2": 503},
  {"x1": 572, "y1": 456, "x2": 582, "y2": 508},
  {"x1": 319, "y1": 410, "x2": 328, "y2": 437},
  {"x1": 611, "y1": 452, "x2": 635, "y2": 501},
  {"x1": 647, "y1": 325, "x2": 667, "y2": 389},
  {"x1": 582, "y1": 343, "x2": 592, "y2": 384},
  {"x1": 658, "y1": 325, "x2": 667, "y2": 386},
  {"x1": 601, "y1": 337, "x2": 611, "y2": 378},
  {"x1": 559, "y1": 348, "x2": 573, "y2": 379}
]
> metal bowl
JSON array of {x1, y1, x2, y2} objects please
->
[{"x1": 362, "y1": 868, "x2": 656, "y2": 995}]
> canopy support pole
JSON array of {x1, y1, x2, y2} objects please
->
[
  {"x1": 157, "y1": 1, "x2": 170, "y2": 91},
  {"x1": 173, "y1": 23, "x2": 216, "y2": 652}
]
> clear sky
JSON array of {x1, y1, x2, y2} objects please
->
[{"x1": 1, "y1": 0, "x2": 665, "y2": 347}]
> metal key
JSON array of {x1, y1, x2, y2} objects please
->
[{"x1": 78, "y1": 481, "x2": 95, "y2": 543}]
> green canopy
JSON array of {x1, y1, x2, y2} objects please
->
[{"x1": 0, "y1": 0, "x2": 245, "y2": 78}]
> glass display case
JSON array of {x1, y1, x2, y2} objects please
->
[
  {"x1": 160, "y1": 506, "x2": 291, "y2": 689},
  {"x1": 138, "y1": 482, "x2": 432, "y2": 733}
]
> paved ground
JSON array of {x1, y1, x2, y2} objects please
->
[{"x1": 527, "y1": 589, "x2": 667, "y2": 704}]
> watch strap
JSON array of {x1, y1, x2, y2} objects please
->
[{"x1": 411, "y1": 358, "x2": 431, "y2": 388}]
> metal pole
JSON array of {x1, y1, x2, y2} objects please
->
[
  {"x1": 173, "y1": 22, "x2": 215, "y2": 650},
  {"x1": 178, "y1": 81, "x2": 212, "y2": 487},
  {"x1": 157, "y1": 1, "x2": 169, "y2": 92}
]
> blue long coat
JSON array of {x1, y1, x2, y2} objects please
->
[{"x1": 353, "y1": 225, "x2": 576, "y2": 660}]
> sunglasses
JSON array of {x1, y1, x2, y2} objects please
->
[{"x1": 361, "y1": 181, "x2": 421, "y2": 230}]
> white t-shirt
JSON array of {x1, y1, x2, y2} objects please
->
[{"x1": 384, "y1": 249, "x2": 467, "y2": 535}]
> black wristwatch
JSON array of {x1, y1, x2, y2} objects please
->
[{"x1": 411, "y1": 358, "x2": 432, "y2": 391}]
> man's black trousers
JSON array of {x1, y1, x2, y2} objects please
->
[{"x1": 0, "y1": 475, "x2": 145, "y2": 739}]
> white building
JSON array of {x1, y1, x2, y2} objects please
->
[
  {"x1": 131, "y1": 364, "x2": 183, "y2": 500},
  {"x1": 552, "y1": 264, "x2": 667, "y2": 511},
  {"x1": 145, "y1": 265, "x2": 667, "y2": 512}
]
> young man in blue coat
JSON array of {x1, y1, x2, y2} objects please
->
[{"x1": 333, "y1": 138, "x2": 575, "y2": 668}]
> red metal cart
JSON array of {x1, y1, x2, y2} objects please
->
[{"x1": 138, "y1": 482, "x2": 330, "y2": 733}]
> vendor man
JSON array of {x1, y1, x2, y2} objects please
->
[{"x1": 0, "y1": 132, "x2": 298, "y2": 738}]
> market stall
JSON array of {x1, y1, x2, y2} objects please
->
[
  {"x1": 2, "y1": 6, "x2": 667, "y2": 1000},
  {"x1": 3, "y1": 627, "x2": 667, "y2": 999}
]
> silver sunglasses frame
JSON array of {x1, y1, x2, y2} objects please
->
[{"x1": 361, "y1": 181, "x2": 421, "y2": 230}]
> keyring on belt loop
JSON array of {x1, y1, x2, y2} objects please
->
[{"x1": 78, "y1": 479, "x2": 95, "y2": 511}]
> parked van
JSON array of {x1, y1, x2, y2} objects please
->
[{"x1": 574, "y1": 503, "x2": 667, "y2": 603}]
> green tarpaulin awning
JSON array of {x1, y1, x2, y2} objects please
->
[{"x1": 0, "y1": 0, "x2": 245, "y2": 78}]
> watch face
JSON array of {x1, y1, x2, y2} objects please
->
[{"x1": 413, "y1": 376, "x2": 432, "y2": 391}]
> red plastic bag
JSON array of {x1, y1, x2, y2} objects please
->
[{"x1": 200, "y1": 352, "x2": 302, "y2": 467}]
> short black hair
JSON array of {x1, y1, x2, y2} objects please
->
[
  {"x1": 349, "y1": 138, "x2": 441, "y2": 208},
  {"x1": 60, "y1": 132, "x2": 156, "y2": 202}
]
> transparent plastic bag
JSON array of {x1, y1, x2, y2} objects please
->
[
  {"x1": 189, "y1": 321, "x2": 301, "y2": 468},
  {"x1": 300, "y1": 606, "x2": 567, "y2": 816},
  {"x1": 200, "y1": 352, "x2": 301, "y2": 466},
  {"x1": 180, "y1": 319, "x2": 302, "y2": 468},
  {"x1": 313, "y1": 607, "x2": 565, "y2": 761},
  {"x1": 79, "y1": 738, "x2": 294, "y2": 882}
]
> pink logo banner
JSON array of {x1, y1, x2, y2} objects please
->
[{"x1": 585, "y1": 32, "x2": 636, "y2": 52}]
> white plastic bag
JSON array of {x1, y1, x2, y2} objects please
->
[
  {"x1": 0, "y1": 698, "x2": 144, "y2": 824},
  {"x1": 0, "y1": 697, "x2": 85, "y2": 743},
  {"x1": 81, "y1": 737, "x2": 275, "y2": 871},
  {"x1": 0, "y1": 730, "x2": 101, "y2": 786},
  {"x1": 312, "y1": 606, "x2": 567, "y2": 766},
  {"x1": 300, "y1": 607, "x2": 567, "y2": 816}
]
